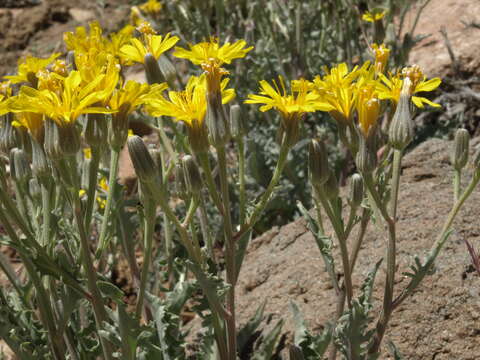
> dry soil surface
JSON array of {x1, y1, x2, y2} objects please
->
[{"x1": 236, "y1": 138, "x2": 480, "y2": 359}]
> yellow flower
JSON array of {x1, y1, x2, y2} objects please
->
[
  {"x1": 246, "y1": 76, "x2": 332, "y2": 118},
  {"x1": 64, "y1": 21, "x2": 105, "y2": 54},
  {"x1": 99, "y1": 177, "x2": 109, "y2": 192},
  {"x1": 120, "y1": 30, "x2": 179, "y2": 64},
  {"x1": 10, "y1": 71, "x2": 113, "y2": 126},
  {"x1": 146, "y1": 74, "x2": 234, "y2": 126},
  {"x1": 108, "y1": 80, "x2": 168, "y2": 115},
  {"x1": 310, "y1": 62, "x2": 369, "y2": 123},
  {"x1": 377, "y1": 66, "x2": 441, "y2": 108},
  {"x1": 362, "y1": 9, "x2": 386, "y2": 22},
  {"x1": 356, "y1": 84, "x2": 380, "y2": 136},
  {"x1": 5, "y1": 53, "x2": 61, "y2": 85},
  {"x1": 372, "y1": 43, "x2": 390, "y2": 74},
  {"x1": 83, "y1": 147, "x2": 92, "y2": 159},
  {"x1": 11, "y1": 112, "x2": 44, "y2": 141},
  {"x1": 0, "y1": 81, "x2": 12, "y2": 116},
  {"x1": 139, "y1": 0, "x2": 162, "y2": 15},
  {"x1": 174, "y1": 37, "x2": 253, "y2": 94}
]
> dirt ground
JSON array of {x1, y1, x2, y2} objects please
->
[{"x1": 236, "y1": 138, "x2": 480, "y2": 359}]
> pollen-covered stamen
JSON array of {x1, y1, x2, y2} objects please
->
[{"x1": 372, "y1": 44, "x2": 390, "y2": 74}]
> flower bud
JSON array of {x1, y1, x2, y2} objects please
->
[
  {"x1": 10, "y1": 148, "x2": 31, "y2": 184},
  {"x1": 389, "y1": 78, "x2": 414, "y2": 150},
  {"x1": 148, "y1": 147, "x2": 163, "y2": 180},
  {"x1": 157, "y1": 55, "x2": 176, "y2": 87},
  {"x1": 308, "y1": 139, "x2": 330, "y2": 188},
  {"x1": 85, "y1": 113, "x2": 107, "y2": 150},
  {"x1": 229, "y1": 104, "x2": 245, "y2": 139},
  {"x1": 450, "y1": 128, "x2": 469, "y2": 171},
  {"x1": 31, "y1": 138, "x2": 50, "y2": 181},
  {"x1": 29, "y1": 178, "x2": 41, "y2": 201},
  {"x1": 324, "y1": 170, "x2": 339, "y2": 201},
  {"x1": 174, "y1": 163, "x2": 187, "y2": 199},
  {"x1": 349, "y1": 173, "x2": 364, "y2": 208},
  {"x1": 182, "y1": 155, "x2": 202, "y2": 194},
  {"x1": 0, "y1": 114, "x2": 19, "y2": 155},
  {"x1": 127, "y1": 135, "x2": 157, "y2": 183},
  {"x1": 356, "y1": 134, "x2": 377, "y2": 174},
  {"x1": 207, "y1": 91, "x2": 230, "y2": 148},
  {"x1": 144, "y1": 53, "x2": 164, "y2": 85},
  {"x1": 109, "y1": 103, "x2": 131, "y2": 150}
]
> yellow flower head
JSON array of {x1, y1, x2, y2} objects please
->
[
  {"x1": 356, "y1": 84, "x2": 380, "y2": 136},
  {"x1": 372, "y1": 43, "x2": 390, "y2": 74},
  {"x1": 52, "y1": 59, "x2": 69, "y2": 77},
  {"x1": 362, "y1": 9, "x2": 386, "y2": 22},
  {"x1": 139, "y1": 0, "x2": 163, "y2": 15},
  {"x1": 36, "y1": 69, "x2": 64, "y2": 93},
  {"x1": 5, "y1": 53, "x2": 61, "y2": 85},
  {"x1": 9, "y1": 71, "x2": 114, "y2": 126},
  {"x1": 109, "y1": 80, "x2": 168, "y2": 116},
  {"x1": 246, "y1": 76, "x2": 332, "y2": 119},
  {"x1": 64, "y1": 21, "x2": 106, "y2": 54},
  {"x1": 377, "y1": 66, "x2": 441, "y2": 108},
  {"x1": 174, "y1": 37, "x2": 253, "y2": 93},
  {"x1": 311, "y1": 62, "x2": 369, "y2": 123},
  {"x1": 120, "y1": 29, "x2": 179, "y2": 64},
  {"x1": 146, "y1": 74, "x2": 234, "y2": 126},
  {"x1": 106, "y1": 25, "x2": 136, "y2": 63},
  {"x1": 83, "y1": 147, "x2": 92, "y2": 159}
]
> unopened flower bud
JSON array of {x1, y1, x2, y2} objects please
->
[
  {"x1": 148, "y1": 147, "x2": 163, "y2": 180},
  {"x1": 144, "y1": 53, "x2": 164, "y2": 85},
  {"x1": 31, "y1": 139, "x2": 49, "y2": 180},
  {"x1": 10, "y1": 148, "x2": 31, "y2": 184},
  {"x1": 349, "y1": 173, "x2": 364, "y2": 208},
  {"x1": 389, "y1": 78, "x2": 414, "y2": 150},
  {"x1": 450, "y1": 128, "x2": 469, "y2": 171},
  {"x1": 182, "y1": 155, "x2": 202, "y2": 194},
  {"x1": 174, "y1": 163, "x2": 187, "y2": 199},
  {"x1": 356, "y1": 134, "x2": 377, "y2": 174},
  {"x1": 85, "y1": 113, "x2": 107, "y2": 150},
  {"x1": 157, "y1": 55, "x2": 176, "y2": 87},
  {"x1": 127, "y1": 135, "x2": 157, "y2": 183},
  {"x1": 109, "y1": 103, "x2": 131, "y2": 150},
  {"x1": 29, "y1": 178, "x2": 41, "y2": 201},
  {"x1": 324, "y1": 171, "x2": 339, "y2": 200},
  {"x1": 0, "y1": 114, "x2": 19, "y2": 155},
  {"x1": 229, "y1": 104, "x2": 245, "y2": 139},
  {"x1": 207, "y1": 92, "x2": 230, "y2": 148},
  {"x1": 308, "y1": 139, "x2": 330, "y2": 188}
]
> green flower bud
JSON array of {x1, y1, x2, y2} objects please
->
[
  {"x1": 148, "y1": 147, "x2": 163, "y2": 180},
  {"x1": 29, "y1": 178, "x2": 41, "y2": 201},
  {"x1": 229, "y1": 104, "x2": 245, "y2": 139},
  {"x1": 144, "y1": 53, "x2": 164, "y2": 85},
  {"x1": 10, "y1": 148, "x2": 31, "y2": 184},
  {"x1": 0, "y1": 114, "x2": 19, "y2": 155},
  {"x1": 127, "y1": 135, "x2": 157, "y2": 183},
  {"x1": 157, "y1": 55, "x2": 176, "y2": 87},
  {"x1": 389, "y1": 78, "x2": 414, "y2": 150},
  {"x1": 174, "y1": 163, "x2": 187, "y2": 199},
  {"x1": 108, "y1": 103, "x2": 130, "y2": 151},
  {"x1": 308, "y1": 139, "x2": 330, "y2": 188},
  {"x1": 207, "y1": 91, "x2": 230, "y2": 148},
  {"x1": 356, "y1": 133, "x2": 377, "y2": 174},
  {"x1": 349, "y1": 173, "x2": 364, "y2": 208},
  {"x1": 85, "y1": 113, "x2": 107, "y2": 150},
  {"x1": 182, "y1": 155, "x2": 202, "y2": 194},
  {"x1": 450, "y1": 128, "x2": 469, "y2": 170},
  {"x1": 31, "y1": 138, "x2": 50, "y2": 181}
]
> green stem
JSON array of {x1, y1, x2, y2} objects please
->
[
  {"x1": 237, "y1": 138, "x2": 247, "y2": 225},
  {"x1": 197, "y1": 152, "x2": 224, "y2": 215},
  {"x1": 135, "y1": 199, "x2": 156, "y2": 319},
  {"x1": 84, "y1": 149, "x2": 101, "y2": 232},
  {"x1": 453, "y1": 168, "x2": 461, "y2": 204},
  {"x1": 217, "y1": 146, "x2": 236, "y2": 360},
  {"x1": 198, "y1": 194, "x2": 214, "y2": 259},
  {"x1": 97, "y1": 148, "x2": 120, "y2": 257}
]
